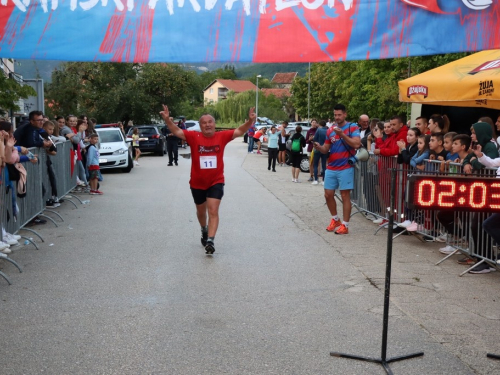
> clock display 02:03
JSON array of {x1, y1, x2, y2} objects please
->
[{"x1": 407, "y1": 175, "x2": 500, "y2": 212}]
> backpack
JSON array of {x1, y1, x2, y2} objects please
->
[{"x1": 291, "y1": 137, "x2": 302, "y2": 152}]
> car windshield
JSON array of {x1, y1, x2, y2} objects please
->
[
  {"x1": 98, "y1": 130, "x2": 123, "y2": 143},
  {"x1": 137, "y1": 128, "x2": 157, "y2": 136},
  {"x1": 185, "y1": 122, "x2": 196, "y2": 128}
]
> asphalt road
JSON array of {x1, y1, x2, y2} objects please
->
[{"x1": 0, "y1": 141, "x2": 490, "y2": 374}]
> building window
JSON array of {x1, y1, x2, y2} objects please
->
[{"x1": 209, "y1": 88, "x2": 213, "y2": 94}]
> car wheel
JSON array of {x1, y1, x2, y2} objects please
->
[
  {"x1": 122, "y1": 154, "x2": 133, "y2": 173},
  {"x1": 299, "y1": 155, "x2": 310, "y2": 173},
  {"x1": 285, "y1": 151, "x2": 291, "y2": 165},
  {"x1": 163, "y1": 141, "x2": 167, "y2": 154}
]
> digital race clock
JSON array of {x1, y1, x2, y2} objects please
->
[{"x1": 406, "y1": 175, "x2": 500, "y2": 212}]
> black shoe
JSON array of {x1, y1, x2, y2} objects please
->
[
  {"x1": 46, "y1": 199, "x2": 55, "y2": 208},
  {"x1": 30, "y1": 217, "x2": 47, "y2": 225},
  {"x1": 268, "y1": 166, "x2": 271, "y2": 170},
  {"x1": 205, "y1": 241, "x2": 215, "y2": 255},
  {"x1": 272, "y1": 169, "x2": 276, "y2": 172},
  {"x1": 167, "y1": 163, "x2": 173, "y2": 166},
  {"x1": 201, "y1": 231, "x2": 208, "y2": 246},
  {"x1": 174, "y1": 161, "x2": 178, "y2": 166}
]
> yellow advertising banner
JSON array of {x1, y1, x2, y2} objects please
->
[{"x1": 399, "y1": 50, "x2": 500, "y2": 110}]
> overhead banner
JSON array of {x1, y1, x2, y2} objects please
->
[{"x1": 0, "y1": 0, "x2": 499, "y2": 63}]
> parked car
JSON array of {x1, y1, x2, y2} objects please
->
[
  {"x1": 126, "y1": 125, "x2": 166, "y2": 156},
  {"x1": 185, "y1": 120, "x2": 200, "y2": 132},
  {"x1": 95, "y1": 127, "x2": 134, "y2": 173}
]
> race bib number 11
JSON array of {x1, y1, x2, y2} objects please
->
[{"x1": 200, "y1": 156, "x2": 217, "y2": 169}]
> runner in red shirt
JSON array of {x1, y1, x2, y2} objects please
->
[{"x1": 160, "y1": 105, "x2": 256, "y2": 255}]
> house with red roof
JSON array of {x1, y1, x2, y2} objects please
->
[
  {"x1": 203, "y1": 79, "x2": 257, "y2": 105},
  {"x1": 271, "y1": 72, "x2": 298, "y2": 89}
]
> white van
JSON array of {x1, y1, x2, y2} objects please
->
[{"x1": 95, "y1": 127, "x2": 133, "y2": 173}]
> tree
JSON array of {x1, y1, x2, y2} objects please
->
[
  {"x1": 0, "y1": 71, "x2": 36, "y2": 116},
  {"x1": 45, "y1": 62, "x2": 200, "y2": 124},
  {"x1": 291, "y1": 53, "x2": 469, "y2": 122}
]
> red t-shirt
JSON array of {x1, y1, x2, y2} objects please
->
[{"x1": 183, "y1": 129, "x2": 235, "y2": 190}]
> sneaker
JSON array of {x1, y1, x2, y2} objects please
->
[
  {"x1": 378, "y1": 219, "x2": 389, "y2": 227},
  {"x1": 372, "y1": 218, "x2": 384, "y2": 224},
  {"x1": 335, "y1": 224, "x2": 349, "y2": 235},
  {"x1": 398, "y1": 220, "x2": 412, "y2": 228},
  {"x1": 292, "y1": 179, "x2": 296, "y2": 183},
  {"x1": 469, "y1": 262, "x2": 496, "y2": 274},
  {"x1": 167, "y1": 163, "x2": 173, "y2": 166},
  {"x1": 46, "y1": 199, "x2": 56, "y2": 208},
  {"x1": 326, "y1": 218, "x2": 342, "y2": 232},
  {"x1": 29, "y1": 217, "x2": 46, "y2": 225},
  {"x1": 201, "y1": 230, "x2": 208, "y2": 247},
  {"x1": 205, "y1": 240, "x2": 215, "y2": 255},
  {"x1": 423, "y1": 235, "x2": 435, "y2": 242},
  {"x1": 436, "y1": 233, "x2": 447, "y2": 243},
  {"x1": 320, "y1": 181, "x2": 324, "y2": 185},
  {"x1": 457, "y1": 257, "x2": 475, "y2": 265},
  {"x1": 311, "y1": 180, "x2": 319, "y2": 185},
  {"x1": 53, "y1": 202, "x2": 61, "y2": 208},
  {"x1": 439, "y1": 245, "x2": 457, "y2": 255},
  {"x1": 90, "y1": 190, "x2": 104, "y2": 195},
  {"x1": 0, "y1": 247, "x2": 11, "y2": 254},
  {"x1": 0, "y1": 241, "x2": 10, "y2": 251},
  {"x1": 6, "y1": 233, "x2": 21, "y2": 241},
  {"x1": 308, "y1": 177, "x2": 313, "y2": 182},
  {"x1": 2, "y1": 234, "x2": 18, "y2": 246},
  {"x1": 406, "y1": 222, "x2": 418, "y2": 232},
  {"x1": 257, "y1": 151, "x2": 262, "y2": 155},
  {"x1": 295, "y1": 180, "x2": 301, "y2": 183},
  {"x1": 174, "y1": 162, "x2": 178, "y2": 166}
]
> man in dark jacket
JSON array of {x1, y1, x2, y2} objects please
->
[
  {"x1": 14, "y1": 110, "x2": 51, "y2": 149},
  {"x1": 165, "y1": 119, "x2": 179, "y2": 166}
]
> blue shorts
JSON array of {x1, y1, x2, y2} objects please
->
[{"x1": 324, "y1": 168, "x2": 354, "y2": 191}]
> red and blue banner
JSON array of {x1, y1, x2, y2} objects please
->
[{"x1": 0, "y1": 0, "x2": 499, "y2": 62}]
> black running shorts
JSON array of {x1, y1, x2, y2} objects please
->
[{"x1": 190, "y1": 183, "x2": 224, "y2": 205}]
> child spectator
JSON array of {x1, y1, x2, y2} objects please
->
[
  {"x1": 87, "y1": 134, "x2": 103, "y2": 195},
  {"x1": 397, "y1": 127, "x2": 420, "y2": 228},
  {"x1": 132, "y1": 127, "x2": 141, "y2": 166},
  {"x1": 428, "y1": 133, "x2": 447, "y2": 162},
  {"x1": 40, "y1": 121, "x2": 60, "y2": 208},
  {"x1": 438, "y1": 132, "x2": 458, "y2": 173},
  {"x1": 410, "y1": 135, "x2": 430, "y2": 171},
  {"x1": 451, "y1": 134, "x2": 472, "y2": 163},
  {"x1": 397, "y1": 127, "x2": 420, "y2": 165}
]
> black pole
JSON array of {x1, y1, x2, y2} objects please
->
[{"x1": 330, "y1": 169, "x2": 424, "y2": 375}]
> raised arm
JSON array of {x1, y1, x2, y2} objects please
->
[
  {"x1": 159, "y1": 104, "x2": 186, "y2": 140},
  {"x1": 233, "y1": 107, "x2": 256, "y2": 139}
]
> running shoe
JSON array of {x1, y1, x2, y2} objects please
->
[
  {"x1": 326, "y1": 218, "x2": 342, "y2": 232},
  {"x1": 205, "y1": 240, "x2": 215, "y2": 255},
  {"x1": 335, "y1": 224, "x2": 349, "y2": 235},
  {"x1": 201, "y1": 230, "x2": 208, "y2": 247}
]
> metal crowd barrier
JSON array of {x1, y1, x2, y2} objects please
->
[
  {"x1": 351, "y1": 154, "x2": 498, "y2": 275},
  {"x1": 0, "y1": 141, "x2": 78, "y2": 283}
]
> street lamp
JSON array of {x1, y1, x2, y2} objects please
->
[{"x1": 256, "y1": 75, "x2": 261, "y2": 122}]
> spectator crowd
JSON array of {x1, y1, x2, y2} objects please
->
[
  {"x1": 0, "y1": 111, "x2": 104, "y2": 255},
  {"x1": 250, "y1": 108, "x2": 500, "y2": 275}
]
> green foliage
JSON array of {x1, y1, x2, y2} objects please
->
[
  {"x1": 291, "y1": 53, "x2": 469, "y2": 122},
  {"x1": 45, "y1": 62, "x2": 201, "y2": 124},
  {"x1": 0, "y1": 72, "x2": 37, "y2": 115}
]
